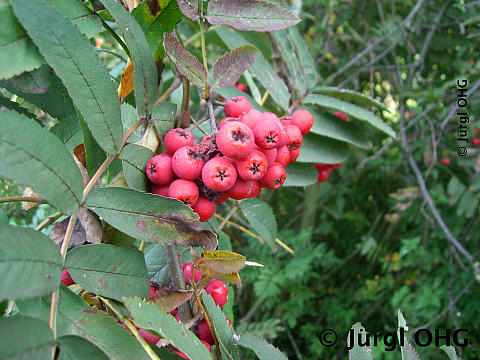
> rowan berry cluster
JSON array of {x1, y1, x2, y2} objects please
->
[
  {"x1": 146, "y1": 96, "x2": 314, "y2": 222},
  {"x1": 315, "y1": 163, "x2": 341, "y2": 182}
]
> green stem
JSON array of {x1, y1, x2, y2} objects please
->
[
  {"x1": 139, "y1": 240, "x2": 146, "y2": 252},
  {"x1": 198, "y1": 0, "x2": 208, "y2": 72},
  {"x1": 0, "y1": 196, "x2": 44, "y2": 204},
  {"x1": 35, "y1": 211, "x2": 63, "y2": 232}
]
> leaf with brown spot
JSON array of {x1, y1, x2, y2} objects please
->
[
  {"x1": 150, "y1": 289, "x2": 193, "y2": 312},
  {"x1": 195, "y1": 265, "x2": 241, "y2": 287},
  {"x1": 213, "y1": 45, "x2": 257, "y2": 88}
]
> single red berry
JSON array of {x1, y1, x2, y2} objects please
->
[
  {"x1": 146, "y1": 153, "x2": 174, "y2": 185},
  {"x1": 441, "y1": 158, "x2": 450, "y2": 165},
  {"x1": 317, "y1": 169, "x2": 330, "y2": 182},
  {"x1": 281, "y1": 116, "x2": 293, "y2": 128},
  {"x1": 472, "y1": 138, "x2": 480, "y2": 146},
  {"x1": 202, "y1": 157, "x2": 237, "y2": 192},
  {"x1": 475, "y1": 129, "x2": 480, "y2": 135},
  {"x1": 234, "y1": 82, "x2": 248, "y2": 93},
  {"x1": 149, "y1": 281, "x2": 161, "y2": 298},
  {"x1": 61, "y1": 269, "x2": 75, "y2": 287},
  {"x1": 198, "y1": 319, "x2": 214, "y2": 345},
  {"x1": 227, "y1": 179, "x2": 261, "y2": 200},
  {"x1": 218, "y1": 117, "x2": 238, "y2": 130},
  {"x1": 216, "y1": 122, "x2": 254, "y2": 159},
  {"x1": 139, "y1": 328, "x2": 160, "y2": 344},
  {"x1": 262, "y1": 112, "x2": 279, "y2": 122},
  {"x1": 291, "y1": 109, "x2": 314, "y2": 134},
  {"x1": 236, "y1": 149, "x2": 268, "y2": 181},
  {"x1": 193, "y1": 196, "x2": 216, "y2": 222},
  {"x1": 152, "y1": 184, "x2": 170, "y2": 197},
  {"x1": 205, "y1": 279, "x2": 228, "y2": 307},
  {"x1": 285, "y1": 125, "x2": 303, "y2": 151},
  {"x1": 183, "y1": 262, "x2": 203, "y2": 284},
  {"x1": 172, "y1": 146, "x2": 204, "y2": 180},
  {"x1": 289, "y1": 148, "x2": 300, "y2": 163},
  {"x1": 275, "y1": 146, "x2": 290, "y2": 166},
  {"x1": 226, "y1": 318, "x2": 233, "y2": 327},
  {"x1": 168, "y1": 179, "x2": 199, "y2": 207},
  {"x1": 260, "y1": 162, "x2": 286, "y2": 190},
  {"x1": 239, "y1": 109, "x2": 263, "y2": 130},
  {"x1": 224, "y1": 96, "x2": 251, "y2": 118},
  {"x1": 334, "y1": 111, "x2": 350, "y2": 122},
  {"x1": 314, "y1": 163, "x2": 327, "y2": 172},
  {"x1": 276, "y1": 121, "x2": 289, "y2": 148},
  {"x1": 215, "y1": 192, "x2": 229, "y2": 204},
  {"x1": 253, "y1": 120, "x2": 282, "y2": 149},
  {"x1": 261, "y1": 147, "x2": 277, "y2": 166},
  {"x1": 164, "y1": 128, "x2": 194, "y2": 155}
]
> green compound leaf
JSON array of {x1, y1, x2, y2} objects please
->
[
  {"x1": 65, "y1": 244, "x2": 150, "y2": 302},
  {"x1": 10, "y1": 0, "x2": 123, "y2": 154},
  {"x1": 86, "y1": 187, "x2": 217, "y2": 250},
  {"x1": 0, "y1": 109, "x2": 84, "y2": 215},
  {"x1": 312, "y1": 86, "x2": 388, "y2": 111},
  {"x1": 239, "y1": 198, "x2": 277, "y2": 251},
  {"x1": 296, "y1": 133, "x2": 349, "y2": 164},
  {"x1": 0, "y1": 224, "x2": 62, "y2": 301},
  {"x1": 284, "y1": 162, "x2": 318, "y2": 187}
]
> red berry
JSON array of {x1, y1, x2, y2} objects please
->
[
  {"x1": 234, "y1": 83, "x2": 248, "y2": 93},
  {"x1": 183, "y1": 262, "x2": 203, "y2": 284},
  {"x1": 168, "y1": 179, "x2": 199, "y2": 207},
  {"x1": 254, "y1": 120, "x2": 282, "y2": 149},
  {"x1": 239, "y1": 109, "x2": 262, "y2": 130},
  {"x1": 317, "y1": 169, "x2": 330, "y2": 182},
  {"x1": 61, "y1": 269, "x2": 75, "y2": 287},
  {"x1": 172, "y1": 146, "x2": 204, "y2": 180},
  {"x1": 226, "y1": 318, "x2": 233, "y2": 327},
  {"x1": 441, "y1": 158, "x2": 450, "y2": 166},
  {"x1": 281, "y1": 116, "x2": 293, "y2": 128},
  {"x1": 152, "y1": 184, "x2": 170, "y2": 197},
  {"x1": 291, "y1": 109, "x2": 314, "y2": 135},
  {"x1": 215, "y1": 192, "x2": 229, "y2": 204},
  {"x1": 236, "y1": 149, "x2": 268, "y2": 181},
  {"x1": 227, "y1": 179, "x2": 261, "y2": 200},
  {"x1": 262, "y1": 112, "x2": 279, "y2": 122},
  {"x1": 473, "y1": 138, "x2": 480, "y2": 146},
  {"x1": 193, "y1": 196, "x2": 216, "y2": 222},
  {"x1": 314, "y1": 163, "x2": 327, "y2": 172},
  {"x1": 205, "y1": 279, "x2": 228, "y2": 307},
  {"x1": 334, "y1": 111, "x2": 350, "y2": 122},
  {"x1": 289, "y1": 148, "x2": 300, "y2": 162},
  {"x1": 224, "y1": 96, "x2": 251, "y2": 118},
  {"x1": 164, "y1": 128, "x2": 194, "y2": 156},
  {"x1": 139, "y1": 328, "x2": 160, "y2": 344},
  {"x1": 275, "y1": 146, "x2": 290, "y2": 166},
  {"x1": 216, "y1": 122, "x2": 254, "y2": 159},
  {"x1": 198, "y1": 319, "x2": 214, "y2": 345},
  {"x1": 202, "y1": 157, "x2": 237, "y2": 192},
  {"x1": 475, "y1": 129, "x2": 480, "y2": 135},
  {"x1": 146, "y1": 153, "x2": 174, "y2": 185},
  {"x1": 276, "y1": 121, "x2": 289, "y2": 148},
  {"x1": 201, "y1": 340, "x2": 212, "y2": 352},
  {"x1": 285, "y1": 125, "x2": 303, "y2": 151},
  {"x1": 149, "y1": 281, "x2": 161, "y2": 298},
  {"x1": 260, "y1": 162, "x2": 286, "y2": 190},
  {"x1": 261, "y1": 147, "x2": 277, "y2": 166},
  {"x1": 218, "y1": 117, "x2": 238, "y2": 130}
]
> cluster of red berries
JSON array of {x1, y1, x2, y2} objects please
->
[
  {"x1": 146, "y1": 96, "x2": 314, "y2": 222},
  {"x1": 315, "y1": 163, "x2": 341, "y2": 183},
  {"x1": 472, "y1": 129, "x2": 480, "y2": 146}
]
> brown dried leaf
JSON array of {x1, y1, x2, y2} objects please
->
[
  {"x1": 197, "y1": 250, "x2": 246, "y2": 274},
  {"x1": 150, "y1": 288, "x2": 193, "y2": 312},
  {"x1": 213, "y1": 46, "x2": 257, "y2": 88},
  {"x1": 176, "y1": 0, "x2": 199, "y2": 21},
  {"x1": 118, "y1": 60, "x2": 134, "y2": 103}
]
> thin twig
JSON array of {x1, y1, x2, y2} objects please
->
[
  {"x1": 190, "y1": 116, "x2": 209, "y2": 136},
  {"x1": 35, "y1": 211, "x2": 62, "y2": 232},
  {"x1": 217, "y1": 206, "x2": 238, "y2": 232},
  {"x1": 207, "y1": 98, "x2": 218, "y2": 135},
  {"x1": 153, "y1": 76, "x2": 182, "y2": 109},
  {"x1": 0, "y1": 196, "x2": 44, "y2": 204}
]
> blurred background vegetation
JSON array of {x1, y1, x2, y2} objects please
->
[{"x1": 1, "y1": 0, "x2": 479, "y2": 359}]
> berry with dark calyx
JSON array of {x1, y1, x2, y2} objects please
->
[
  {"x1": 291, "y1": 109, "x2": 314, "y2": 134},
  {"x1": 205, "y1": 279, "x2": 228, "y2": 307},
  {"x1": 218, "y1": 117, "x2": 238, "y2": 130},
  {"x1": 289, "y1": 148, "x2": 300, "y2": 163},
  {"x1": 193, "y1": 196, "x2": 216, "y2": 222},
  {"x1": 164, "y1": 128, "x2": 194, "y2": 155},
  {"x1": 285, "y1": 125, "x2": 303, "y2": 151},
  {"x1": 168, "y1": 179, "x2": 199, "y2": 207},
  {"x1": 334, "y1": 111, "x2": 350, "y2": 122},
  {"x1": 194, "y1": 134, "x2": 220, "y2": 162},
  {"x1": 239, "y1": 109, "x2": 263, "y2": 130},
  {"x1": 215, "y1": 192, "x2": 229, "y2": 204},
  {"x1": 152, "y1": 184, "x2": 170, "y2": 197},
  {"x1": 224, "y1": 96, "x2": 251, "y2": 118},
  {"x1": 149, "y1": 281, "x2": 161, "y2": 298},
  {"x1": 216, "y1": 122, "x2": 254, "y2": 159},
  {"x1": 441, "y1": 158, "x2": 450, "y2": 166},
  {"x1": 61, "y1": 269, "x2": 75, "y2": 286},
  {"x1": 202, "y1": 157, "x2": 237, "y2": 192},
  {"x1": 253, "y1": 120, "x2": 282, "y2": 149},
  {"x1": 234, "y1": 82, "x2": 248, "y2": 93},
  {"x1": 262, "y1": 147, "x2": 277, "y2": 166},
  {"x1": 194, "y1": 178, "x2": 221, "y2": 202},
  {"x1": 260, "y1": 162, "x2": 286, "y2": 190},
  {"x1": 227, "y1": 179, "x2": 260, "y2": 200},
  {"x1": 146, "y1": 153, "x2": 174, "y2": 185},
  {"x1": 473, "y1": 138, "x2": 480, "y2": 146},
  {"x1": 275, "y1": 146, "x2": 290, "y2": 166},
  {"x1": 236, "y1": 149, "x2": 268, "y2": 181},
  {"x1": 139, "y1": 328, "x2": 160, "y2": 344},
  {"x1": 172, "y1": 146, "x2": 204, "y2": 180},
  {"x1": 183, "y1": 262, "x2": 203, "y2": 284}
]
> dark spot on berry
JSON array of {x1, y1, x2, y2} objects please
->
[
  {"x1": 176, "y1": 129, "x2": 188, "y2": 139},
  {"x1": 266, "y1": 132, "x2": 279, "y2": 144},
  {"x1": 288, "y1": 142, "x2": 298, "y2": 150},
  {"x1": 231, "y1": 130, "x2": 250, "y2": 143},
  {"x1": 149, "y1": 164, "x2": 156, "y2": 174},
  {"x1": 249, "y1": 163, "x2": 261, "y2": 174},
  {"x1": 188, "y1": 148, "x2": 203, "y2": 160},
  {"x1": 274, "y1": 176, "x2": 285, "y2": 186},
  {"x1": 216, "y1": 170, "x2": 227, "y2": 181}
]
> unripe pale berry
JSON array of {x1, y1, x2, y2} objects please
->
[
  {"x1": 202, "y1": 157, "x2": 237, "y2": 192},
  {"x1": 260, "y1": 162, "x2": 286, "y2": 190},
  {"x1": 192, "y1": 196, "x2": 216, "y2": 222},
  {"x1": 168, "y1": 179, "x2": 199, "y2": 207},
  {"x1": 236, "y1": 149, "x2": 268, "y2": 181},
  {"x1": 164, "y1": 128, "x2": 194, "y2": 155},
  {"x1": 216, "y1": 122, "x2": 254, "y2": 159},
  {"x1": 171, "y1": 146, "x2": 204, "y2": 180},
  {"x1": 291, "y1": 109, "x2": 314, "y2": 135},
  {"x1": 146, "y1": 153, "x2": 174, "y2": 185},
  {"x1": 224, "y1": 96, "x2": 251, "y2": 117}
]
